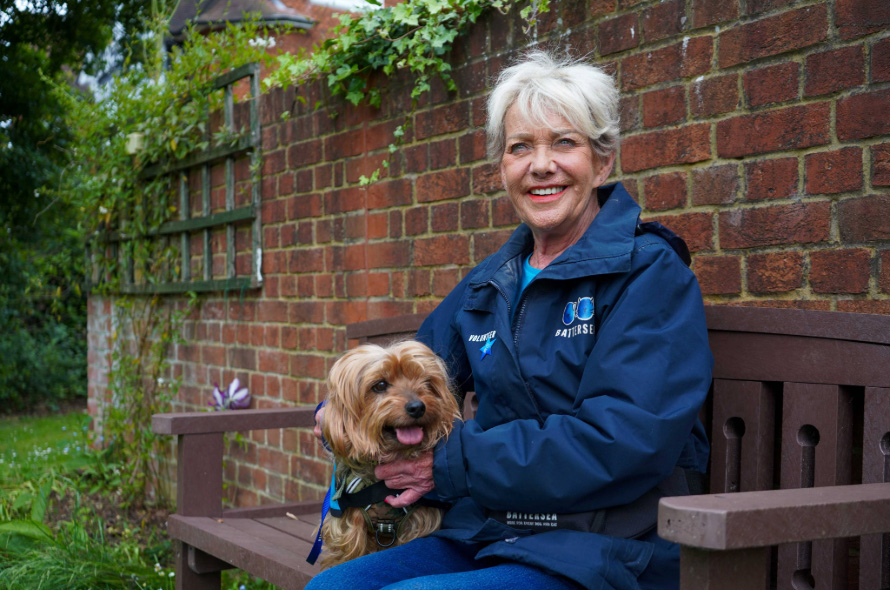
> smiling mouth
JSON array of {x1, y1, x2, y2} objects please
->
[{"x1": 528, "y1": 186, "x2": 567, "y2": 201}]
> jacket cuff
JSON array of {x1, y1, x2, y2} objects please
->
[{"x1": 433, "y1": 419, "x2": 469, "y2": 500}]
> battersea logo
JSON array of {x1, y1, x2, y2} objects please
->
[{"x1": 556, "y1": 297, "x2": 594, "y2": 339}]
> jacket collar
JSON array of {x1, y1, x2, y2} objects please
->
[{"x1": 470, "y1": 182, "x2": 640, "y2": 286}]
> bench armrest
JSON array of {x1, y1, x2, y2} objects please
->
[
  {"x1": 152, "y1": 407, "x2": 316, "y2": 435},
  {"x1": 152, "y1": 407, "x2": 317, "y2": 518},
  {"x1": 658, "y1": 482, "x2": 890, "y2": 550}
]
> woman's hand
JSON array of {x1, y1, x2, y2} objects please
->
[{"x1": 374, "y1": 451, "x2": 435, "y2": 508}]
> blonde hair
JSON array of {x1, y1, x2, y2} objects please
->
[{"x1": 486, "y1": 50, "x2": 620, "y2": 160}]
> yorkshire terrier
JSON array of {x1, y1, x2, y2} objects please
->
[{"x1": 318, "y1": 340, "x2": 460, "y2": 567}]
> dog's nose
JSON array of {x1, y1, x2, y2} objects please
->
[{"x1": 404, "y1": 400, "x2": 426, "y2": 419}]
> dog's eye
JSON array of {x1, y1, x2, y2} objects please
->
[{"x1": 371, "y1": 380, "x2": 389, "y2": 394}]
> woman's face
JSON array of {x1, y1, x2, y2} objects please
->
[{"x1": 500, "y1": 104, "x2": 614, "y2": 241}]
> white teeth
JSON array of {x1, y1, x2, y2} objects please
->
[{"x1": 529, "y1": 187, "x2": 565, "y2": 196}]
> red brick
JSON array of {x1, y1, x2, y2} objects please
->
[
  {"x1": 407, "y1": 269, "x2": 432, "y2": 297},
  {"x1": 619, "y1": 95, "x2": 640, "y2": 133},
  {"x1": 459, "y1": 130, "x2": 487, "y2": 165},
  {"x1": 873, "y1": 37, "x2": 890, "y2": 84},
  {"x1": 719, "y1": 202, "x2": 830, "y2": 249},
  {"x1": 405, "y1": 207, "x2": 429, "y2": 236},
  {"x1": 837, "y1": 89, "x2": 890, "y2": 141},
  {"x1": 472, "y1": 163, "x2": 502, "y2": 195},
  {"x1": 325, "y1": 128, "x2": 364, "y2": 160},
  {"x1": 414, "y1": 234, "x2": 470, "y2": 266},
  {"x1": 641, "y1": 0, "x2": 685, "y2": 43},
  {"x1": 716, "y1": 103, "x2": 830, "y2": 158},
  {"x1": 258, "y1": 350, "x2": 290, "y2": 375},
  {"x1": 417, "y1": 168, "x2": 471, "y2": 202},
  {"x1": 642, "y1": 212, "x2": 714, "y2": 253},
  {"x1": 690, "y1": 74, "x2": 739, "y2": 118},
  {"x1": 746, "y1": 251, "x2": 804, "y2": 293},
  {"x1": 692, "y1": 0, "x2": 737, "y2": 28},
  {"x1": 810, "y1": 249, "x2": 871, "y2": 294},
  {"x1": 718, "y1": 5, "x2": 828, "y2": 68},
  {"x1": 620, "y1": 36, "x2": 712, "y2": 91},
  {"x1": 473, "y1": 229, "x2": 513, "y2": 260},
  {"x1": 694, "y1": 256, "x2": 742, "y2": 295},
  {"x1": 366, "y1": 241, "x2": 410, "y2": 268},
  {"x1": 598, "y1": 13, "x2": 639, "y2": 55},
  {"x1": 839, "y1": 195, "x2": 890, "y2": 241},
  {"x1": 401, "y1": 144, "x2": 428, "y2": 174},
  {"x1": 590, "y1": 0, "x2": 615, "y2": 17},
  {"x1": 641, "y1": 86, "x2": 686, "y2": 128},
  {"x1": 872, "y1": 143, "x2": 890, "y2": 186},
  {"x1": 415, "y1": 102, "x2": 470, "y2": 140},
  {"x1": 288, "y1": 139, "x2": 323, "y2": 169},
  {"x1": 804, "y1": 45, "x2": 865, "y2": 97},
  {"x1": 692, "y1": 164, "x2": 739, "y2": 206},
  {"x1": 621, "y1": 124, "x2": 710, "y2": 173},
  {"x1": 804, "y1": 147, "x2": 863, "y2": 195},
  {"x1": 492, "y1": 196, "x2": 520, "y2": 227},
  {"x1": 430, "y1": 139, "x2": 457, "y2": 170},
  {"x1": 744, "y1": 62, "x2": 799, "y2": 108},
  {"x1": 745, "y1": 0, "x2": 794, "y2": 15},
  {"x1": 366, "y1": 178, "x2": 413, "y2": 209},
  {"x1": 837, "y1": 0, "x2": 890, "y2": 40},
  {"x1": 837, "y1": 300, "x2": 890, "y2": 315},
  {"x1": 366, "y1": 119, "x2": 403, "y2": 152},
  {"x1": 643, "y1": 172, "x2": 687, "y2": 211},
  {"x1": 325, "y1": 187, "x2": 365, "y2": 214},
  {"x1": 461, "y1": 199, "x2": 490, "y2": 230},
  {"x1": 256, "y1": 301, "x2": 288, "y2": 323},
  {"x1": 744, "y1": 157, "x2": 798, "y2": 201},
  {"x1": 431, "y1": 202, "x2": 460, "y2": 233}
]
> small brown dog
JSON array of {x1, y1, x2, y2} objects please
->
[{"x1": 318, "y1": 340, "x2": 460, "y2": 567}]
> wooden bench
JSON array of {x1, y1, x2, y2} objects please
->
[{"x1": 152, "y1": 306, "x2": 890, "y2": 590}]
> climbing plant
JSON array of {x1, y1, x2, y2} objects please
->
[
  {"x1": 265, "y1": 0, "x2": 549, "y2": 183},
  {"x1": 51, "y1": 10, "x2": 274, "y2": 507}
]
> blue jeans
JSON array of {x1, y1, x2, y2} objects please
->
[{"x1": 305, "y1": 537, "x2": 582, "y2": 590}]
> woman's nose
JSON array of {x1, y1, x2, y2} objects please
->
[{"x1": 530, "y1": 146, "x2": 556, "y2": 175}]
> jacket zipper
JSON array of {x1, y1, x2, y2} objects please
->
[{"x1": 490, "y1": 278, "x2": 544, "y2": 418}]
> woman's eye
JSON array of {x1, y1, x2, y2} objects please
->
[
  {"x1": 371, "y1": 380, "x2": 389, "y2": 393},
  {"x1": 556, "y1": 138, "x2": 577, "y2": 147},
  {"x1": 507, "y1": 142, "x2": 530, "y2": 154}
]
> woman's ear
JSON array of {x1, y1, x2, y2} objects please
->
[{"x1": 594, "y1": 152, "x2": 616, "y2": 185}]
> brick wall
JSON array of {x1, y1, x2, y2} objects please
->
[{"x1": 88, "y1": 0, "x2": 890, "y2": 506}]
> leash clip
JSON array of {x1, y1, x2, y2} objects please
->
[{"x1": 374, "y1": 521, "x2": 397, "y2": 547}]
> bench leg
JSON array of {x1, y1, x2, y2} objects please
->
[
  {"x1": 680, "y1": 546, "x2": 770, "y2": 590},
  {"x1": 176, "y1": 541, "x2": 221, "y2": 590}
]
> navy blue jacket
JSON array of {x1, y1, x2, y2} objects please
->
[{"x1": 416, "y1": 183, "x2": 712, "y2": 589}]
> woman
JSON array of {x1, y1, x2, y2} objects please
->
[{"x1": 309, "y1": 51, "x2": 711, "y2": 590}]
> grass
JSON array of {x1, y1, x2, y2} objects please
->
[
  {"x1": 0, "y1": 411, "x2": 93, "y2": 482},
  {"x1": 0, "y1": 409, "x2": 282, "y2": 590}
]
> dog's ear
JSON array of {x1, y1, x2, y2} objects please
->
[{"x1": 324, "y1": 345, "x2": 384, "y2": 460}]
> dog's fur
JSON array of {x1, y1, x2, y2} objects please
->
[{"x1": 319, "y1": 340, "x2": 460, "y2": 567}]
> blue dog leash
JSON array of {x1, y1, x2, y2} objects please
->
[{"x1": 307, "y1": 466, "x2": 339, "y2": 565}]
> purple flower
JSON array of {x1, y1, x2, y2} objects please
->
[{"x1": 209, "y1": 378, "x2": 250, "y2": 410}]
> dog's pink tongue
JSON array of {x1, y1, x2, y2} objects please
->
[{"x1": 395, "y1": 426, "x2": 424, "y2": 445}]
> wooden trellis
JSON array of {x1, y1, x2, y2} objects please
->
[{"x1": 96, "y1": 63, "x2": 263, "y2": 295}]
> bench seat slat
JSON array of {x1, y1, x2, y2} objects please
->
[
  {"x1": 255, "y1": 515, "x2": 323, "y2": 545},
  {"x1": 169, "y1": 514, "x2": 322, "y2": 589}
]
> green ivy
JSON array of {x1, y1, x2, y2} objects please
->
[{"x1": 265, "y1": 0, "x2": 549, "y2": 184}]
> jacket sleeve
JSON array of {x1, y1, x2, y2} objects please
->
[
  {"x1": 415, "y1": 272, "x2": 476, "y2": 404},
  {"x1": 432, "y1": 242, "x2": 712, "y2": 512}
]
